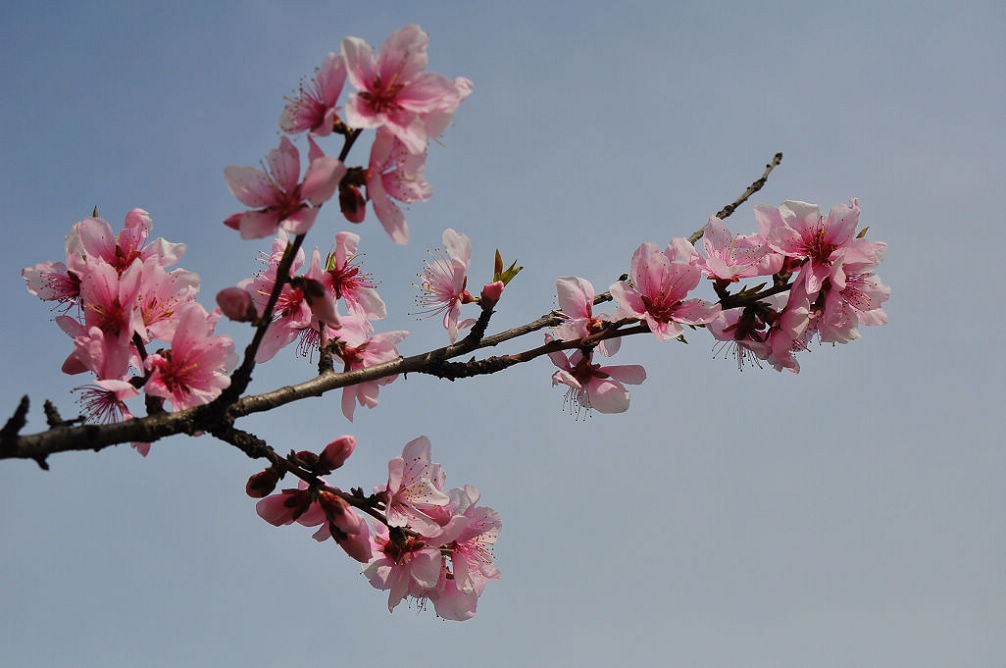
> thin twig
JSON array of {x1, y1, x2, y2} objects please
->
[{"x1": 687, "y1": 152, "x2": 783, "y2": 245}]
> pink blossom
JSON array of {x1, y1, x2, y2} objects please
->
[
  {"x1": 136, "y1": 258, "x2": 201, "y2": 342},
  {"x1": 256, "y1": 488, "x2": 312, "y2": 526},
  {"x1": 329, "y1": 314, "x2": 409, "y2": 421},
  {"x1": 22, "y1": 260, "x2": 80, "y2": 307},
  {"x1": 363, "y1": 523, "x2": 443, "y2": 612},
  {"x1": 78, "y1": 258, "x2": 147, "y2": 344},
  {"x1": 765, "y1": 289, "x2": 812, "y2": 373},
  {"x1": 302, "y1": 248, "x2": 341, "y2": 328},
  {"x1": 216, "y1": 286, "x2": 257, "y2": 322},
  {"x1": 547, "y1": 341, "x2": 646, "y2": 415},
  {"x1": 699, "y1": 216, "x2": 776, "y2": 281},
  {"x1": 323, "y1": 231, "x2": 386, "y2": 321},
  {"x1": 342, "y1": 25, "x2": 468, "y2": 154},
  {"x1": 383, "y1": 436, "x2": 451, "y2": 534},
  {"x1": 279, "y1": 52, "x2": 346, "y2": 136},
  {"x1": 553, "y1": 276, "x2": 620, "y2": 356},
  {"x1": 365, "y1": 128, "x2": 432, "y2": 244},
  {"x1": 755, "y1": 199, "x2": 876, "y2": 297},
  {"x1": 430, "y1": 485, "x2": 501, "y2": 621},
  {"x1": 75, "y1": 209, "x2": 185, "y2": 273},
  {"x1": 224, "y1": 137, "x2": 345, "y2": 239},
  {"x1": 414, "y1": 228, "x2": 475, "y2": 343},
  {"x1": 56, "y1": 317, "x2": 134, "y2": 380},
  {"x1": 72, "y1": 379, "x2": 139, "y2": 424},
  {"x1": 806, "y1": 242, "x2": 890, "y2": 345},
  {"x1": 610, "y1": 242, "x2": 720, "y2": 340},
  {"x1": 144, "y1": 302, "x2": 237, "y2": 411},
  {"x1": 239, "y1": 233, "x2": 312, "y2": 362}
]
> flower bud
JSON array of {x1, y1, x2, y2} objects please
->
[
  {"x1": 318, "y1": 435, "x2": 356, "y2": 471},
  {"x1": 335, "y1": 515, "x2": 372, "y2": 563},
  {"x1": 216, "y1": 287, "x2": 257, "y2": 322},
  {"x1": 255, "y1": 489, "x2": 311, "y2": 525},
  {"x1": 245, "y1": 467, "x2": 279, "y2": 498},
  {"x1": 302, "y1": 277, "x2": 340, "y2": 326},
  {"x1": 339, "y1": 184, "x2": 366, "y2": 223},
  {"x1": 479, "y1": 280, "x2": 505, "y2": 309}
]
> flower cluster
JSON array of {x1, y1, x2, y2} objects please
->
[
  {"x1": 548, "y1": 199, "x2": 888, "y2": 412},
  {"x1": 250, "y1": 435, "x2": 500, "y2": 621},
  {"x1": 255, "y1": 24, "x2": 472, "y2": 245},
  {"x1": 23, "y1": 210, "x2": 236, "y2": 453}
]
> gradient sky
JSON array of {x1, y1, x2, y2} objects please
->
[{"x1": 2, "y1": 2, "x2": 1004, "y2": 666}]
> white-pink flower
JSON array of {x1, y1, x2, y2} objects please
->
[
  {"x1": 383, "y1": 436, "x2": 451, "y2": 535},
  {"x1": 224, "y1": 137, "x2": 345, "y2": 239},
  {"x1": 553, "y1": 276, "x2": 620, "y2": 356},
  {"x1": 366, "y1": 128, "x2": 432, "y2": 244},
  {"x1": 279, "y1": 52, "x2": 346, "y2": 136},
  {"x1": 699, "y1": 216, "x2": 776, "y2": 281},
  {"x1": 547, "y1": 341, "x2": 646, "y2": 415},
  {"x1": 330, "y1": 314, "x2": 408, "y2": 421},
  {"x1": 415, "y1": 228, "x2": 475, "y2": 343}
]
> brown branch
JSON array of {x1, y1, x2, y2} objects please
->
[
  {"x1": 687, "y1": 152, "x2": 783, "y2": 245},
  {"x1": 3, "y1": 154, "x2": 787, "y2": 465}
]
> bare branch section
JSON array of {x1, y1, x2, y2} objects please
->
[
  {"x1": 687, "y1": 152, "x2": 783, "y2": 245},
  {"x1": 3, "y1": 154, "x2": 782, "y2": 465}
]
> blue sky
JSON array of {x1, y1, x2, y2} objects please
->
[{"x1": 2, "y1": 2, "x2": 1004, "y2": 666}]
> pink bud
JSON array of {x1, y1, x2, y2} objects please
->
[
  {"x1": 245, "y1": 468, "x2": 279, "y2": 498},
  {"x1": 339, "y1": 184, "x2": 366, "y2": 223},
  {"x1": 318, "y1": 435, "x2": 356, "y2": 471},
  {"x1": 480, "y1": 280, "x2": 505, "y2": 309},
  {"x1": 335, "y1": 517, "x2": 373, "y2": 563},
  {"x1": 255, "y1": 489, "x2": 311, "y2": 526},
  {"x1": 216, "y1": 287, "x2": 257, "y2": 322}
]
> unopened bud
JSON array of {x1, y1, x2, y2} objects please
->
[
  {"x1": 318, "y1": 435, "x2": 356, "y2": 471},
  {"x1": 245, "y1": 467, "x2": 279, "y2": 498},
  {"x1": 339, "y1": 184, "x2": 366, "y2": 223},
  {"x1": 479, "y1": 280, "x2": 505, "y2": 309},
  {"x1": 217, "y1": 287, "x2": 257, "y2": 322}
]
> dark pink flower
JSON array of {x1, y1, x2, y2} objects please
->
[
  {"x1": 610, "y1": 242, "x2": 720, "y2": 341},
  {"x1": 144, "y1": 303, "x2": 237, "y2": 411},
  {"x1": 323, "y1": 231, "x2": 386, "y2": 321}
]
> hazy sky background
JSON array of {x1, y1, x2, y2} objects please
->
[{"x1": 1, "y1": 2, "x2": 1004, "y2": 666}]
